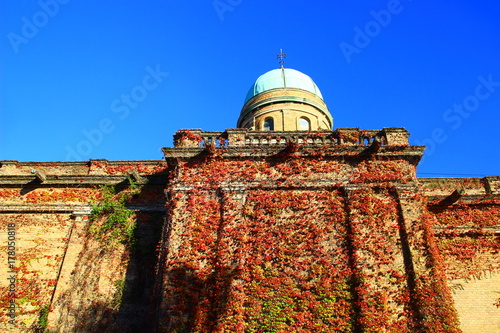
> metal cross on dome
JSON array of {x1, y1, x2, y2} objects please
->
[{"x1": 277, "y1": 49, "x2": 286, "y2": 68}]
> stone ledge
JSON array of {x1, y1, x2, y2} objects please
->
[
  {"x1": 0, "y1": 203, "x2": 166, "y2": 213},
  {"x1": 0, "y1": 204, "x2": 92, "y2": 213},
  {"x1": 168, "y1": 180, "x2": 419, "y2": 192},
  {"x1": 163, "y1": 145, "x2": 424, "y2": 164},
  {"x1": 427, "y1": 193, "x2": 500, "y2": 208},
  {"x1": 433, "y1": 225, "x2": 500, "y2": 235},
  {"x1": 0, "y1": 174, "x2": 168, "y2": 186}
]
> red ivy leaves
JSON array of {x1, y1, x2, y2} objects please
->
[{"x1": 161, "y1": 155, "x2": 464, "y2": 332}]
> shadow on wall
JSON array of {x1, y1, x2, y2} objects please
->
[
  {"x1": 158, "y1": 265, "x2": 240, "y2": 332},
  {"x1": 43, "y1": 182, "x2": 166, "y2": 333}
]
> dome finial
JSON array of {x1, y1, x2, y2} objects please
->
[{"x1": 277, "y1": 49, "x2": 286, "y2": 68}]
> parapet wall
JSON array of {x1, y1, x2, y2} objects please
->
[{"x1": 170, "y1": 127, "x2": 411, "y2": 148}]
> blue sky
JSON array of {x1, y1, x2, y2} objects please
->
[{"x1": 1, "y1": 1, "x2": 499, "y2": 177}]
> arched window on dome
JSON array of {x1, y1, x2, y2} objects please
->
[
  {"x1": 263, "y1": 117, "x2": 274, "y2": 131},
  {"x1": 298, "y1": 117, "x2": 310, "y2": 131}
]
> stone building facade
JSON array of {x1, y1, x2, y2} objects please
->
[{"x1": 0, "y1": 67, "x2": 499, "y2": 332}]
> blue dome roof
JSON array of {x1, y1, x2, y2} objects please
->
[{"x1": 244, "y1": 68, "x2": 323, "y2": 103}]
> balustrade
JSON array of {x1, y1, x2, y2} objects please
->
[{"x1": 173, "y1": 128, "x2": 408, "y2": 148}]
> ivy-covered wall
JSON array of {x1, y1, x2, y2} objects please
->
[
  {"x1": 0, "y1": 160, "x2": 167, "y2": 332},
  {"x1": 0, "y1": 149, "x2": 499, "y2": 332},
  {"x1": 0, "y1": 212, "x2": 72, "y2": 330},
  {"x1": 156, "y1": 144, "x2": 463, "y2": 332},
  {"x1": 427, "y1": 185, "x2": 500, "y2": 333}
]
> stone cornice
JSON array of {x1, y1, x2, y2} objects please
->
[
  {"x1": 0, "y1": 174, "x2": 168, "y2": 186},
  {"x1": 0, "y1": 203, "x2": 166, "y2": 213},
  {"x1": 163, "y1": 144, "x2": 425, "y2": 165}
]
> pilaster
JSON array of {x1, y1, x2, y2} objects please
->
[{"x1": 47, "y1": 207, "x2": 91, "y2": 331}]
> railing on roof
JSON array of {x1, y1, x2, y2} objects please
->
[{"x1": 173, "y1": 128, "x2": 410, "y2": 148}]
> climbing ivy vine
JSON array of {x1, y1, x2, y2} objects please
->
[{"x1": 90, "y1": 185, "x2": 140, "y2": 247}]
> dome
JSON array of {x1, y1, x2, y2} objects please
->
[
  {"x1": 238, "y1": 67, "x2": 333, "y2": 131},
  {"x1": 244, "y1": 68, "x2": 323, "y2": 103}
]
